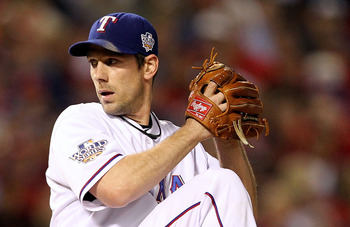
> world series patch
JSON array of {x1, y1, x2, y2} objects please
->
[
  {"x1": 141, "y1": 32, "x2": 155, "y2": 52},
  {"x1": 70, "y1": 139, "x2": 108, "y2": 163}
]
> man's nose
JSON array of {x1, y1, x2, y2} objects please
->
[{"x1": 92, "y1": 62, "x2": 108, "y2": 82}]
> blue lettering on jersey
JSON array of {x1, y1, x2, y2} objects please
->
[
  {"x1": 170, "y1": 175, "x2": 184, "y2": 193},
  {"x1": 156, "y1": 179, "x2": 166, "y2": 202},
  {"x1": 156, "y1": 175, "x2": 185, "y2": 202}
]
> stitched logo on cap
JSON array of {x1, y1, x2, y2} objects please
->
[
  {"x1": 96, "y1": 16, "x2": 118, "y2": 33},
  {"x1": 141, "y1": 32, "x2": 155, "y2": 52}
]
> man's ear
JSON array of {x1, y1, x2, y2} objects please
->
[{"x1": 143, "y1": 54, "x2": 159, "y2": 81}]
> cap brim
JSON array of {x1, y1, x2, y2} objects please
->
[{"x1": 68, "y1": 39, "x2": 138, "y2": 56}]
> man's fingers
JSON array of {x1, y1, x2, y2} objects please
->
[
  {"x1": 203, "y1": 82, "x2": 227, "y2": 112},
  {"x1": 218, "y1": 103, "x2": 228, "y2": 112},
  {"x1": 203, "y1": 81, "x2": 218, "y2": 96}
]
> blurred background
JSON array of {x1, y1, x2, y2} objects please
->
[{"x1": 1, "y1": 0, "x2": 350, "y2": 226}]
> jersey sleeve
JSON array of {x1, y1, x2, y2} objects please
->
[{"x1": 49, "y1": 106, "x2": 125, "y2": 211}]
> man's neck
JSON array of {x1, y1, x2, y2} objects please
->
[{"x1": 124, "y1": 107, "x2": 151, "y2": 126}]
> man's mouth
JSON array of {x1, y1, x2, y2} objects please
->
[
  {"x1": 98, "y1": 90, "x2": 115, "y2": 102},
  {"x1": 99, "y1": 90, "x2": 114, "y2": 96}
]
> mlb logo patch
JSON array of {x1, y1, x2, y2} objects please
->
[{"x1": 187, "y1": 95, "x2": 212, "y2": 120}]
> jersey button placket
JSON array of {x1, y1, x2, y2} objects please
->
[
  {"x1": 146, "y1": 138, "x2": 150, "y2": 144},
  {"x1": 145, "y1": 138, "x2": 152, "y2": 148}
]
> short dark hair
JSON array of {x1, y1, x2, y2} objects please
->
[
  {"x1": 135, "y1": 53, "x2": 146, "y2": 70},
  {"x1": 135, "y1": 53, "x2": 157, "y2": 84}
]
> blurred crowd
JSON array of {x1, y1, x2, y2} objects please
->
[{"x1": 1, "y1": 0, "x2": 350, "y2": 226}]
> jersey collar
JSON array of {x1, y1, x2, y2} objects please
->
[{"x1": 119, "y1": 112, "x2": 161, "y2": 140}]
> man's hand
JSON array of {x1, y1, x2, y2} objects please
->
[
  {"x1": 185, "y1": 81, "x2": 228, "y2": 142},
  {"x1": 185, "y1": 48, "x2": 269, "y2": 147}
]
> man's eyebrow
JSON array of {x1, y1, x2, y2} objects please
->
[
  {"x1": 87, "y1": 52, "x2": 125, "y2": 59},
  {"x1": 108, "y1": 53, "x2": 124, "y2": 57},
  {"x1": 87, "y1": 46, "x2": 125, "y2": 57}
]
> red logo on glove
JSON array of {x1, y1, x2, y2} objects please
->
[{"x1": 187, "y1": 95, "x2": 212, "y2": 120}]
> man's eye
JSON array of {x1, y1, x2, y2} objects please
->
[
  {"x1": 89, "y1": 60, "x2": 98, "y2": 68},
  {"x1": 106, "y1": 58, "x2": 119, "y2": 65}
]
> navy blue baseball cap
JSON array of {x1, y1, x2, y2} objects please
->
[{"x1": 69, "y1": 12, "x2": 158, "y2": 56}]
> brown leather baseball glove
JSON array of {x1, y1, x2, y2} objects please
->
[{"x1": 185, "y1": 48, "x2": 269, "y2": 147}]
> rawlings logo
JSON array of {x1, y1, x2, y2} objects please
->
[
  {"x1": 192, "y1": 101, "x2": 208, "y2": 112},
  {"x1": 70, "y1": 139, "x2": 108, "y2": 163},
  {"x1": 187, "y1": 95, "x2": 212, "y2": 120},
  {"x1": 141, "y1": 32, "x2": 155, "y2": 52}
]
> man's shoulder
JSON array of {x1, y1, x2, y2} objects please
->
[
  {"x1": 57, "y1": 102, "x2": 105, "y2": 122},
  {"x1": 62, "y1": 102, "x2": 103, "y2": 114}
]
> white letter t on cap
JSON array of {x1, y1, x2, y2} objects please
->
[{"x1": 97, "y1": 16, "x2": 118, "y2": 32}]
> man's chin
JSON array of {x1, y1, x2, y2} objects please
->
[
  {"x1": 101, "y1": 103, "x2": 116, "y2": 115},
  {"x1": 101, "y1": 103, "x2": 125, "y2": 116}
]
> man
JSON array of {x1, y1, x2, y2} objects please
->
[{"x1": 46, "y1": 12, "x2": 258, "y2": 226}]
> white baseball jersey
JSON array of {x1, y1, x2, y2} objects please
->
[{"x1": 46, "y1": 102, "x2": 220, "y2": 227}]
